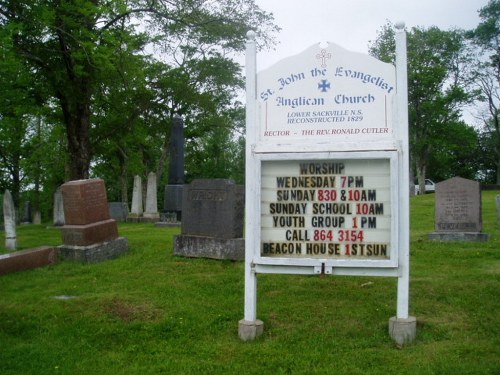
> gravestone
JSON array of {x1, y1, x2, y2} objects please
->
[
  {"x1": 127, "y1": 175, "x2": 143, "y2": 222},
  {"x1": 174, "y1": 179, "x2": 244, "y2": 260},
  {"x1": 33, "y1": 211, "x2": 41, "y2": 225},
  {"x1": 53, "y1": 187, "x2": 65, "y2": 226},
  {"x1": 108, "y1": 202, "x2": 129, "y2": 222},
  {"x1": 143, "y1": 172, "x2": 160, "y2": 222},
  {"x1": 58, "y1": 179, "x2": 128, "y2": 263},
  {"x1": 163, "y1": 116, "x2": 185, "y2": 224},
  {"x1": 3, "y1": 190, "x2": 17, "y2": 250},
  {"x1": 22, "y1": 201, "x2": 32, "y2": 224},
  {"x1": 429, "y1": 177, "x2": 489, "y2": 241},
  {"x1": 0, "y1": 246, "x2": 57, "y2": 275}
]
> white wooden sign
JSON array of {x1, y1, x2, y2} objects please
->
[{"x1": 241, "y1": 26, "x2": 411, "y2": 341}]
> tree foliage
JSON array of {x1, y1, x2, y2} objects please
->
[
  {"x1": 370, "y1": 23, "x2": 477, "y2": 191},
  {"x1": 0, "y1": 0, "x2": 278, "y2": 217},
  {"x1": 467, "y1": 0, "x2": 500, "y2": 183}
]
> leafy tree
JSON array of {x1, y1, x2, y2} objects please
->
[
  {"x1": 467, "y1": 0, "x2": 500, "y2": 183},
  {"x1": 0, "y1": 0, "x2": 278, "y2": 182},
  {"x1": 370, "y1": 23, "x2": 473, "y2": 192}
]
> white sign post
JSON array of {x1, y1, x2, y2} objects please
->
[{"x1": 239, "y1": 24, "x2": 416, "y2": 345}]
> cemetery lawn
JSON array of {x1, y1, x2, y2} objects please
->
[{"x1": 1, "y1": 192, "x2": 499, "y2": 375}]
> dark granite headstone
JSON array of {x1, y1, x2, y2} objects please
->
[
  {"x1": 108, "y1": 202, "x2": 129, "y2": 222},
  {"x1": 174, "y1": 179, "x2": 244, "y2": 260},
  {"x1": 163, "y1": 116, "x2": 185, "y2": 223},
  {"x1": 58, "y1": 179, "x2": 128, "y2": 262},
  {"x1": 22, "y1": 201, "x2": 32, "y2": 224},
  {"x1": 429, "y1": 177, "x2": 489, "y2": 241},
  {"x1": 169, "y1": 116, "x2": 185, "y2": 185}
]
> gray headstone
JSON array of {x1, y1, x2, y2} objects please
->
[
  {"x1": 130, "y1": 175, "x2": 143, "y2": 216},
  {"x1": 108, "y1": 202, "x2": 129, "y2": 221},
  {"x1": 3, "y1": 190, "x2": 17, "y2": 250},
  {"x1": 33, "y1": 211, "x2": 41, "y2": 225},
  {"x1": 53, "y1": 187, "x2": 65, "y2": 226},
  {"x1": 435, "y1": 177, "x2": 481, "y2": 232},
  {"x1": 429, "y1": 177, "x2": 489, "y2": 241},
  {"x1": 144, "y1": 172, "x2": 160, "y2": 221},
  {"x1": 174, "y1": 179, "x2": 245, "y2": 260},
  {"x1": 181, "y1": 179, "x2": 244, "y2": 239}
]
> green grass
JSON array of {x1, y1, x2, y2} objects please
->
[{"x1": 1, "y1": 192, "x2": 499, "y2": 374}]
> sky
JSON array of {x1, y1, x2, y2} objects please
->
[{"x1": 253, "y1": 0, "x2": 489, "y2": 70}]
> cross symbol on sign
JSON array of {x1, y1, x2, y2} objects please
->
[
  {"x1": 316, "y1": 49, "x2": 332, "y2": 68},
  {"x1": 318, "y1": 80, "x2": 331, "y2": 92}
]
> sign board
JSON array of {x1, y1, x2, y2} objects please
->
[
  {"x1": 260, "y1": 154, "x2": 398, "y2": 267},
  {"x1": 256, "y1": 43, "x2": 396, "y2": 146},
  {"x1": 242, "y1": 27, "x2": 411, "y2": 338}
]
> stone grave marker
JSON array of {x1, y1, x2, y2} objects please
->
[
  {"x1": 143, "y1": 172, "x2": 160, "y2": 222},
  {"x1": 3, "y1": 190, "x2": 17, "y2": 250},
  {"x1": 58, "y1": 179, "x2": 128, "y2": 263},
  {"x1": 174, "y1": 179, "x2": 244, "y2": 260},
  {"x1": 108, "y1": 202, "x2": 129, "y2": 222},
  {"x1": 163, "y1": 116, "x2": 185, "y2": 223},
  {"x1": 429, "y1": 176, "x2": 489, "y2": 241},
  {"x1": 0, "y1": 246, "x2": 58, "y2": 275},
  {"x1": 33, "y1": 211, "x2": 41, "y2": 225},
  {"x1": 53, "y1": 187, "x2": 65, "y2": 226},
  {"x1": 127, "y1": 175, "x2": 143, "y2": 222},
  {"x1": 22, "y1": 201, "x2": 32, "y2": 224}
]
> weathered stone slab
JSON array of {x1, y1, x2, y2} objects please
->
[
  {"x1": 58, "y1": 237, "x2": 128, "y2": 263},
  {"x1": 128, "y1": 175, "x2": 143, "y2": 221},
  {"x1": 61, "y1": 179, "x2": 110, "y2": 225},
  {"x1": 144, "y1": 172, "x2": 160, "y2": 221},
  {"x1": 174, "y1": 179, "x2": 244, "y2": 260},
  {"x1": 53, "y1": 187, "x2": 65, "y2": 226},
  {"x1": 0, "y1": 246, "x2": 58, "y2": 275},
  {"x1": 434, "y1": 177, "x2": 481, "y2": 232},
  {"x1": 174, "y1": 235, "x2": 244, "y2": 261},
  {"x1": 108, "y1": 202, "x2": 129, "y2": 222},
  {"x1": 181, "y1": 179, "x2": 244, "y2": 239},
  {"x1": 3, "y1": 189, "x2": 16, "y2": 250},
  {"x1": 429, "y1": 176, "x2": 489, "y2": 241},
  {"x1": 60, "y1": 219, "x2": 119, "y2": 246}
]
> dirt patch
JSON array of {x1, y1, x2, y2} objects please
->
[{"x1": 104, "y1": 298, "x2": 163, "y2": 322}]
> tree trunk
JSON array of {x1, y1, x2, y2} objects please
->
[{"x1": 57, "y1": 83, "x2": 92, "y2": 180}]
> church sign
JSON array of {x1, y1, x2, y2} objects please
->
[{"x1": 240, "y1": 25, "x2": 415, "y2": 345}]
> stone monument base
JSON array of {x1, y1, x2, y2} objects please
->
[
  {"x1": 0, "y1": 246, "x2": 58, "y2": 275},
  {"x1": 238, "y1": 319, "x2": 264, "y2": 341},
  {"x1": 60, "y1": 219, "x2": 119, "y2": 246},
  {"x1": 389, "y1": 316, "x2": 417, "y2": 346},
  {"x1": 58, "y1": 237, "x2": 129, "y2": 263},
  {"x1": 155, "y1": 221, "x2": 181, "y2": 228},
  {"x1": 174, "y1": 235, "x2": 244, "y2": 261},
  {"x1": 126, "y1": 214, "x2": 142, "y2": 223},
  {"x1": 142, "y1": 212, "x2": 161, "y2": 223},
  {"x1": 428, "y1": 232, "x2": 490, "y2": 241}
]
